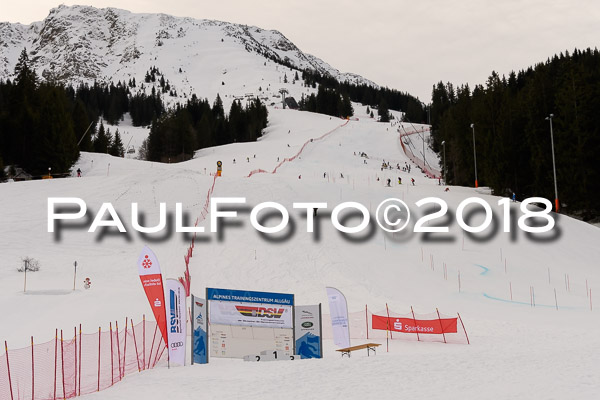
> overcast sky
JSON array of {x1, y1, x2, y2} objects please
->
[{"x1": 2, "y1": 1, "x2": 599, "y2": 101}]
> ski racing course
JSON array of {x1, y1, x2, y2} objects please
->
[{"x1": 1, "y1": 105, "x2": 599, "y2": 399}]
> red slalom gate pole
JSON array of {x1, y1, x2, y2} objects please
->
[
  {"x1": 54, "y1": 329, "x2": 58, "y2": 400},
  {"x1": 4, "y1": 341, "x2": 14, "y2": 400},
  {"x1": 31, "y1": 336, "x2": 35, "y2": 399},
  {"x1": 131, "y1": 319, "x2": 141, "y2": 372}
]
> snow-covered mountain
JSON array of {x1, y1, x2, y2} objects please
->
[{"x1": 0, "y1": 5, "x2": 376, "y2": 104}]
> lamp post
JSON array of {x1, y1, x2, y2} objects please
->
[
  {"x1": 441, "y1": 140, "x2": 446, "y2": 184},
  {"x1": 545, "y1": 114, "x2": 559, "y2": 212},
  {"x1": 470, "y1": 123, "x2": 478, "y2": 188}
]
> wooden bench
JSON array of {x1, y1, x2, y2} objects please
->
[{"x1": 336, "y1": 343, "x2": 381, "y2": 357}]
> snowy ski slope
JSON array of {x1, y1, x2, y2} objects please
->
[{"x1": 1, "y1": 104, "x2": 599, "y2": 399}]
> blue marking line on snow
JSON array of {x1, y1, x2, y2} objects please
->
[
  {"x1": 482, "y1": 293, "x2": 580, "y2": 309},
  {"x1": 474, "y1": 264, "x2": 489, "y2": 275}
]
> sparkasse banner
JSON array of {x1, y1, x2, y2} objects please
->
[{"x1": 372, "y1": 315, "x2": 458, "y2": 334}]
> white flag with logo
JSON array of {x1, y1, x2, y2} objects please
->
[
  {"x1": 326, "y1": 287, "x2": 350, "y2": 348},
  {"x1": 166, "y1": 279, "x2": 187, "y2": 366}
]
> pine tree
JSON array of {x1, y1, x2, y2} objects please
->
[
  {"x1": 378, "y1": 99, "x2": 390, "y2": 122},
  {"x1": 93, "y1": 122, "x2": 110, "y2": 153},
  {"x1": 13, "y1": 48, "x2": 37, "y2": 90},
  {"x1": 109, "y1": 129, "x2": 125, "y2": 157}
]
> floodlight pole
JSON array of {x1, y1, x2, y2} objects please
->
[
  {"x1": 470, "y1": 123, "x2": 478, "y2": 188},
  {"x1": 546, "y1": 114, "x2": 559, "y2": 212},
  {"x1": 441, "y1": 141, "x2": 446, "y2": 184}
]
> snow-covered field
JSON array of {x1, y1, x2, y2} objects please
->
[{"x1": 1, "y1": 106, "x2": 599, "y2": 399}]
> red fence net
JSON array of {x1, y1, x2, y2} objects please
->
[
  {"x1": 1, "y1": 318, "x2": 166, "y2": 400},
  {"x1": 398, "y1": 126, "x2": 441, "y2": 179}
]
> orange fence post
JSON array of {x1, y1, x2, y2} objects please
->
[
  {"x1": 435, "y1": 308, "x2": 447, "y2": 344},
  {"x1": 457, "y1": 313, "x2": 470, "y2": 344},
  {"x1": 54, "y1": 329, "x2": 58, "y2": 400},
  {"x1": 78, "y1": 325, "x2": 82, "y2": 397},
  {"x1": 4, "y1": 341, "x2": 14, "y2": 400},
  {"x1": 31, "y1": 336, "x2": 35, "y2": 399},
  {"x1": 97, "y1": 327, "x2": 101, "y2": 392},
  {"x1": 365, "y1": 304, "x2": 369, "y2": 340},
  {"x1": 109, "y1": 322, "x2": 114, "y2": 386},
  {"x1": 123, "y1": 318, "x2": 128, "y2": 378},
  {"x1": 131, "y1": 319, "x2": 141, "y2": 372},
  {"x1": 61, "y1": 330, "x2": 66, "y2": 400},
  {"x1": 115, "y1": 321, "x2": 121, "y2": 381},
  {"x1": 410, "y1": 306, "x2": 420, "y2": 342},
  {"x1": 73, "y1": 327, "x2": 77, "y2": 397}
]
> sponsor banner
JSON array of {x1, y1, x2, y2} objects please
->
[
  {"x1": 372, "y1": 315, "x2": 458, "y2": 334},
  {"x1": 207, "y1": 287, "x2": 294, "y2": 306},
  {"x1": 294, "y1": 305, "x2": 322, "y2": 359},
  {"x1": 210, "y1": 300, "x2": 293, "y2": 328},
  {"x1": 191, "y1": 295, "x2": 208, "y2": 364},
  {"x1": 166, "y1": 279, "x2": 187, "y2": 366},
  {"x1": 326, "y1": 287, "x2": 351, "y2": 348},
  {"x1": 137, "y1": 246, "x2": 168, "y2": 347}
]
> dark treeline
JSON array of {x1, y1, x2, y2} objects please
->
[
  {"x1": 430, "y1": 48, "x2": 600, "y2": 218},
  {"x1": 146, "y1": 94, "x2": 268, "y2": 162},
  {"x1": 0, "y1": 50, "x2": 165, "y2": 176},
  {"x1": 298, "y1": 86, "x2": 353, "y2": 118},
  {"x1": 301, "y1": 69, "x2": 426, "y2": 122}
]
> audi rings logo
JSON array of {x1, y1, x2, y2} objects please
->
[{"x1": 171, "y1": 341, "x2": 184, "y2": 348}]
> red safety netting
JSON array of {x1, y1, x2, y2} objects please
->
[
  {"x1": 321, "y1": 307, "x2": 469, "y2": 345},
  {"x1": 180, "y1": 119, "x2": 350, "y2": 294},
  {"x1": 398, "y1": 125, "x2": 441, "y2": 179},
  {"x1": 1, "y1": 318, "x2": 166, "y2": 400}
]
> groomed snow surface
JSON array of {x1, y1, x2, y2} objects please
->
[{"x1": 1, "y1": 106, "x2": 599, "y2": 399}]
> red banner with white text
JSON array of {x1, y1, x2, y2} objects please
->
[
  {"x1": 372, "y1": 315, "x2": 457, "y2": 334},
  {"x1": 138, "y1": 246, "x2": 168, "y2": 347}
]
